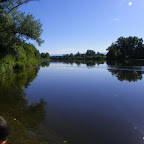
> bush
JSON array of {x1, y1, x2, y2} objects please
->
[
  {"x1": 14, "y1": 61, "x2": 25, "y2": 70},
  {"x1": 0, "y1": 55, "x2": 15, "y2": 73}
]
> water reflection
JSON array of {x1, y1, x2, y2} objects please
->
[
  {"x1": 0, "y1": 67, "x2": 47, "y2": 144},
  {"x1": 107, "y1": 60, "x2": 144, "y2": 69},
  {"x1": 51, "y1": 60, "x2": 105, "y2": 67},
  {"x1": 108, "y1": 70, "x2": 143, "y2": 82},
  {"x1": 51, "y1": 60, "x2": 144, "y2": 82},
  {"x1": 41, "y1": 61, "x2": 50, "y2": 67},
  {"x1": 35, "y1": 62, "x2": 144, "y2": 144},
  {"x1": 107, "y1": 60, "x2": 144, "y2": 82},
  {"x1": 128, "y1": 119, "x2": 144, "y2": 137},
  {"x1": 1, "y1": 61, "x2": 144, "y2": 144}
]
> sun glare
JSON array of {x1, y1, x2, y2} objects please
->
[{"x1": 128, "y1": 2, "x2": 132, "y2": 6}]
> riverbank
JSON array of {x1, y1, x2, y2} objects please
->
[
  {"x1": 0, "y1": 66, "x2": 64, "y2": 144},
  {"x1": 0, "y1": 50, "x2": 50, "y2": 73}
]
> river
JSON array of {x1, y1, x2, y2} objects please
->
[{"x1": 1, "y1": 61, "x2": 144, "y2": 144}]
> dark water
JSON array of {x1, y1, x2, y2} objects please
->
[{"x1": 1, "y1": 61, "x2": 144, "y2": 144}]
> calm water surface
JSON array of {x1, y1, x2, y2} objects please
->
[{"x1": 1, "y1": 62, "x2": 144, "y2": 144}]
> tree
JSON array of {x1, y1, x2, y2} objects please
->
[
  {"x1": 106, "y1": 43, "x2": 118, "y2": 60},
  {"x1": 41, "y1": 52, "x2": 50, "y2": 60},
  {"x1": 0, "y1": 0, "x2": 43, "y2": 72},
  {"x1": 75, "y1": 52, "x2": 81, "y2": 57},
  {"x1": 107, "y1": 36, "x2": 144, "y2": 60},
  {"x1": 0, "y1": 0, "x2": 39, "y2": 13},
  {"x1": 0, "y1": 0, "x2": 43, "y2": 54},
  {"x1": 70, "y1": 53, "x2": 74, "y2": 57},
  {"x1": 86, "y1": 50, "x2": 95, "y2": 56}
]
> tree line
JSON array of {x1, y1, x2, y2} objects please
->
[
  {"x1": 52, "y1": 36, "x2": 144, "y2": 61},
  {"x1": 51, "y1": 50, "x2": 106, "y2": 61}
]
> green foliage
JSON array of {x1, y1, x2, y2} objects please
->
[
  {"x1": 0, "y1": 55, "x2": 15, "y2": 73},
  {"x1": 0, "y1": 0, "x2": 43, "y2": 72},
  {"x1": 0, "y1": 43, "x2": 41, "y2": 72},
  {"x1": 15, "y1": 61, "x2": 25, "y2": 69},
  {"x1": 41, "y1": 52, "x2": 50, "y2": 60},
  {"x1": 15, "y1": 13, "x2": 44, "y2": 46},
  {"x1": 0, "y1": 0, "x2": 39, "y2": 14},
  {"x1": 107, "y1": 36, "x2": 144, "y2": 60},
  {"x1": 51, "y1": 50, "x2": 106, "y2": 61},
  {"x1": 75, "y1": 52, "x2": 81, "y2": 57},
  {"x1": 86, "y1": 50, "x2": 95, "y2": 56}
]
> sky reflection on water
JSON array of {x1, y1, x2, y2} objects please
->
[{"x1": 25, "y1": 62, "x2": 144, "y2": 144}]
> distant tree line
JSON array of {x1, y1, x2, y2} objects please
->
[
  {"x1": 51, "y1": 50, "x2": 106, "y2": 61},
  {"x1": 107, "y1": 36, "x2": 144, "y2": 60}
]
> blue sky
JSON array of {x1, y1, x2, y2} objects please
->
[{"x1": 20, "y1": 0, "x2": 144, "y2": 55}]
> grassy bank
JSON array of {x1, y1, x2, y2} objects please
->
[{"x1": 0, "y1": 44, "x2": 50, "y2": 73}]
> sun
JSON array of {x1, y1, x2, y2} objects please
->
[{"x1": 128, "y1": 2, "x2": 132, "y2": 6}]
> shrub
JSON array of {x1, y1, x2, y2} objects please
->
[{"x1": 14, "y1": 61, "x2": 25, "y2": 70}]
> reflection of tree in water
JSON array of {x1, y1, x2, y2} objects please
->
[
  {"x1": 108, "y1": 70, "x2": 143, "y2": 82},
  {"x1": 75, "y1": 61, "x2": 81, "y2": 66},
  {"x1": 85, "y1": 61, "x2": 96, "y2": 67},
  {"x1": 107, "y1": 60, "x2": 144, "y2": 69},
  {"x1": 0, "y1": 67, "x2": 47, "y2": 143},
  {"x1": 41, "y1": 61, "x2": 50, "y2": 67},
  {"x1": 107, "y1": 60, "x2": 144, "y2": 82},
  {"x1": 52, "y1": 60, "x2": 105, "y2": 67}
]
